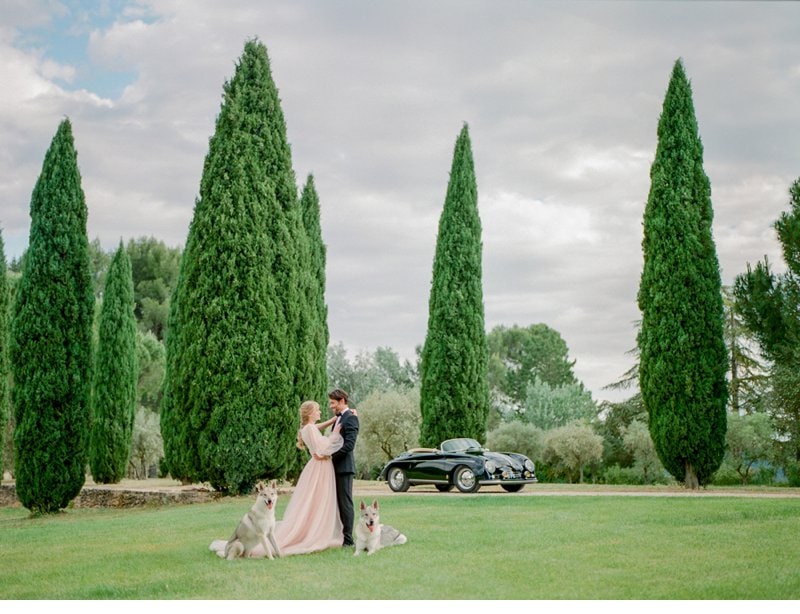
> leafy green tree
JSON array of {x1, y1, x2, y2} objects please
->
[
  {"x1": 543, "y1": 422, "x2": 604, "y2": 483},
  {"x1": 327, "y1": 342, "x2": 418, "y2": 405},
  {"x1": 326, "y1": 342, "x2": 373, "y2": 405},
  {"x1": 597, "y1": 332, "x2": 647, "y2": 469},
  {"x1": 298, "y1": 175, "x2": 328, "y2": 405},
  {"x1": 723, "y1": 286, "x2": 767, "y2": 415},
  {"x1": 129, "y1": 406, "x2": 163, "y2": 480},
  {"x1": 10, "y1": 119, "x2": 94, "y2": 513},
  {"x1": 597, "y1": 397, "x2": 646, "y2": 471},
  {"x1": 136, "y1": 330, "x2": 165, "y2": 414},
  {"x1": 724, "y1": 412, "x2": 775, "y2": 485},
  {"x1": 621, "y1": 419, "x2": 665, "y2": 484},
  {"x1": 637, "y1": 59, "x2": 728, "y2": 489},
  {"x1": 373, "y1": 346, "x2": 418, "y2": 390},
  {"x1": 487, "y1": 323, "x2": 578, "y2": 413},
  {"x1": 88, "y1": 237, "x2": 111, "y2": 299},
  {"x1": 161, "y1": 39, "x2": 296, "y2": 493},
  {"x1": 8, "y1": 254, "x2": 24, "y2": 274},
  {"x1": 521, "y1": 376, "x2": 597, "y2": 430},
  {"x1": 89, "y1": 243, "x2": 138, "y2": 483},
  {"x1": 126, "y1": 237, "x2": 181, "y2": 340},
  {"x1": 420, "y1": 124, "x2": 489, "y2": 446},
  {"x1": 485, "y1": 421, "x2": 545, "y2": 464},
  {"x1": 735, "y1": 178, "x2": 800, "y2": 462},
  {"x1": 765, "y1": 364, "x2": 800, "y2": 466},
  {"x1": 355, "y1": 387, "x2": 421, "y2": 479}
]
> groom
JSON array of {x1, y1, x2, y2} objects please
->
[{"x1": 328, "y1": 388, "x2": 359, "y2": 547}]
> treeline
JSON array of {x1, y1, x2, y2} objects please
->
[
  {"x1": 2, "y1": 236, "x2": 179, "y2": 485},
  {"x1": 3, "y1": 45, "x2": 800, "y2": 515}
]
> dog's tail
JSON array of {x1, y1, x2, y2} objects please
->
[
  {"x1": 379, "y1": 524, "x2": 407, "y2": 547},
  {"x1": 209, "y1": 539, "x2": 229, "y2": 557}
]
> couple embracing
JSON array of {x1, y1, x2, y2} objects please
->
[
  {"x1": 211, "y1": 388, "x2": 359, "y2": 558},
  {"x1": 277, "y1": 388, "x2": 360, "y2": 555}
]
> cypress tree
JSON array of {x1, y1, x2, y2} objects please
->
[
  {"x1": 89, "y1": 242, "x2": 138, "y2": 483},
  {"x1": 299, "y1": 175, "x2": 329, "y2": 405},
  {"x1": 0, "y1": 231, "x2": 8, "y2": 457},
  {"x1": 637, "y1": 59, "x2": 728, "y2": 489},
  {"x1": 10, "y1": 119, "x2": 94, "y2": 513},
  {"x1": 419, "y1": 124, "x2": 490, "y2": 447},
  {"x1": 282, "y1": 175, "x2": 322, "y2": 480},
  {"x1": 161, "y1": 39, "x2": 297, "y2": 493}
]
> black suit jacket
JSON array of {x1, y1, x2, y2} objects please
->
[{"x1": 331, "y1": 409, "x2": 359, "y2": 475}]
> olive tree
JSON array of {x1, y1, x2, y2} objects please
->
[{"x1": 543, "y1": 422, "x2": 604, "y2": 483}]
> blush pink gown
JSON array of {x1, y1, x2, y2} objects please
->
[
  {"x1": 273, "y1": 424, "x2": 344, "y2": 555},
  {"x1": 209, "y1": 423, "x2": 344, "y2": 558}
]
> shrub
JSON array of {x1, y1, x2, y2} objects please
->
[
  {"x1": 602, "y1": 464, "x2": 642, "y2": 485},
  {"x1": 485, "y1": 421, "x2": 544, "y2": 462}
]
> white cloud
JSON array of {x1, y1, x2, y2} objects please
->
[{"x1": 2, "y1": 0, "x2": 799, "y2": 404}]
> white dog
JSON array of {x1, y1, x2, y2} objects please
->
[
  {"x1": 222, "y1": 480, "x2": 281, "y2": 560},
  {"x1": 354, "y1": 499, "x2": 407, "y2": 556}
]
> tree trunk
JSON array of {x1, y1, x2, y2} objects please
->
[{"x1": 684, "y1": 462, "x2": 699, "y2": 489}]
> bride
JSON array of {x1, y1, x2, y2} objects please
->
[{"x1": 210, "y1": 400, "x2": 344, "y2": 557}]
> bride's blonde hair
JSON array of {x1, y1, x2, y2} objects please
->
[{"x1": 296, "y1": 400, "x2": 319, "y2": 450}]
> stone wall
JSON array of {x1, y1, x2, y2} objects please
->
[{"x1": 0, "y1": 483, "x2": 221, "y2": 508}]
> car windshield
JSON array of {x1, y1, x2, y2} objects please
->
[{"x1": 440, "y1": 438, "x2": 483, "y2": 453}]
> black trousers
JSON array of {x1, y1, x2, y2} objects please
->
[{"x1": 335, "y1": 472, "x2": 355, "y2": 546}]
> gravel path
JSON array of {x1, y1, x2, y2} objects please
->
[{"x1": 4, "y1": 478, "x2": 799, "y2": 509}]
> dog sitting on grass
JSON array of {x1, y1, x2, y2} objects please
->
[{"x1": 222, "y1": 480, "x2": 281, "y2": 560}]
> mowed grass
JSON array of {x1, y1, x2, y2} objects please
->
[{"x1": 1, "y1": 492, "x2": 799, "y2": 599}]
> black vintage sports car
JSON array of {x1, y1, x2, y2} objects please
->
[{"x1": 378, "y1": 437, "x2": 538, "y2": 493}]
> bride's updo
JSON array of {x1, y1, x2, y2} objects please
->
[{"x1": 296, "y1": 400, "x2": 319, "y2": 450}]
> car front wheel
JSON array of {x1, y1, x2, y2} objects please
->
[
  {"x1": 501, "y1": 484, "x2": 524, "y2": 493},
  {"x1": 453, "y1": 465, "x2": 480, "y2": 493},
  {"x1": 387, "y1": 467, "x2": 410, "y2": 492}
]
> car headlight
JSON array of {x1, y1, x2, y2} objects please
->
[
  {"x1": 485, "y1": 460, "x2": 497, "y2": 474},
  {"x1": 524, "y1": 459, "x2": 534, "y2": 472}
]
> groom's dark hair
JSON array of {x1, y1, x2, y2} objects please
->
[{"x1": 328, "y1": 388, "x2": 349, "y2": 404}]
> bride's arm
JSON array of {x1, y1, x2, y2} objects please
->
[
  {"x1": 316, "y1": 416, "x2": 336, "y2": 431},
  {"x1": 306, "y1": 423, "x2": 344, "y2": 457}
]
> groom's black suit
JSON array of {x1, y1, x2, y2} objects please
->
[{"x1": 331, "y1": 408, "x2": 359, "y2": 547}]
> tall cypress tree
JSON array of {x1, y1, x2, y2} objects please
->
[
  {"x1": 299, "y1": 174, "x2": 329, "y2": 405},
  {"x1": 419, "y1": 124, "x2": 490, "y2": 447},
  {"x1": 161, "y1": 39, "x2": 297, "y2": 493},
  {"x1": 10, "y1": 119, "x2": 94, "y2": 513},
  {"x1": 0, "y1": 231, "x2": 8, "y2": 459},
  {"x1": 282, "y1": 175, "x2": 323, "y2": 480},
  {"x1": 89, "y1": 242, "x2": 138, "y2": 483},
  {"x1": 637, "y1": 59, "x2": 728, "y2": 489}
]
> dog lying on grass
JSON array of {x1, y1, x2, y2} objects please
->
[{"x1": 354, "y1": 499, "x2": 407, "y2": 556}]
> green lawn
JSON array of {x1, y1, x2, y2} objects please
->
[{"x1": 1, "y1": 492, "x2": 799, "y2": 599}]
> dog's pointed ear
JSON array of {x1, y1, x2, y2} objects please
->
[
  {"x1": 360, "y1": 500, "x2": 366, "y2": 510},
  {"x1": 373, "y1": 499, "x2": 379, "y2": 510},
  {"x1": 269, "y1": 479, "x2": 277, "y2": 489},
  {"x1": 255, "y1": 481, "x2": 264, "y2": 492}
]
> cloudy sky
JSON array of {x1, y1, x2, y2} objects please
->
[{"x1": 1, "y1": 0, "x2": 799, "y2": 404}]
